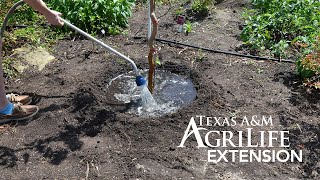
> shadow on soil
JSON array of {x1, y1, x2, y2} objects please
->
[
  {"x1": 274, "y1": 72, "x2": 320, "y2": 116},
  {"x1": 0, "y1": 88, "x2": 116, "y2": 167},
  {"x1": 0, "y1": 146, "x2": 18, "y2": 168},
  {"x1": 274, "y1": 72, "x2": 320, "y2": 178}
]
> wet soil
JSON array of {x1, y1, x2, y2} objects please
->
[{"x1": 1, "y1": 0, "x2": 319, "y2": 179}]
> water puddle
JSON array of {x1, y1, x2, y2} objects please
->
[{"x1": 107, "y1": 70, "x2": 197, "y2": 117}]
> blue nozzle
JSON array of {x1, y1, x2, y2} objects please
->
[{"x1": 136, "y1": 76, "x2": 146, "y2": 86}]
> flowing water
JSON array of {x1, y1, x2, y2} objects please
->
[
  {"x1": 107, "y1": 70, "x2": 197, "y2": 117},
  {"x1": 138, "y1": 84, "x2": 157, "y2": 107}
]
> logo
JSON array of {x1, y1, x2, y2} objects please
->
[{"x1": 178, "y1": 115, "x2": 302, "y2": 163}]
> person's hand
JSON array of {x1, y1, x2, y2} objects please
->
[{"x1": 44, "y1": 10, "x2": 64, "y2": 26}]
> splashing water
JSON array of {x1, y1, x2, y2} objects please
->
[
  {"x1": 107, "y1": 70, "x2": 196, "y2": 117},
  {"x1": 138, "y1": 84, "x2": 157, "y2": 107}
]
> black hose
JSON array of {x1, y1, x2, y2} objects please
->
[
  {"x1": 133, "y1": 36, "x2": 296, "y2": 63},
  {"x1": 0, "y1": 1, "x2": 25, "y2": 40}
]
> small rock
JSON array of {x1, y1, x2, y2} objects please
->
[
  {"x1": 311, "y1": 170, "x2": 318, "y2": 178},
  {"x1": 135, "y1": 164, "x2": 146, "y2": 172}
]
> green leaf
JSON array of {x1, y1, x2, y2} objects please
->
[{"x1": 156, "y1": 57, "x2": 161, "y2": 66}]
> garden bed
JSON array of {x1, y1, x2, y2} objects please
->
[{"x1": 0, "y1": 0, "x2": 319, "y2": 179}]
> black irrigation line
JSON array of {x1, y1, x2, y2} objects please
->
[{"x1": 133, "y1": 36, "x2": 296, "y2": 64}]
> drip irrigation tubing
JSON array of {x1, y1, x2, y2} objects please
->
[{"x1": 133, "y1": 36, "x2": 296, "y2": 64}]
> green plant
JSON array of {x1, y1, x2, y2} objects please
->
[
  {"x1": 0, "y1": 0, "x2": 42, "y2": 27},
  {"x1": 2, "y1": 18, "x2": 64, "y2": 56},
  {"x1": 175, "y1": 6, "x2": 186, "y2": 17},
  {"x1": 241, "y1": 0, "x2": 320, "y2": 58},
  {"x1": 196, "y1": 49, "x2": 204, "y2": 62},
  {"x1": 297, "y1": 37, "x2": 320, "y2": 89},
  {"x1": 191, "y1": 0, "x2": 213, "y2": 16},
  {"x1": 13, "y1": 27, "x2": 40, "y2": 44},
  {"x1": 2, "y1": 57, "x2": 18, "y2": 79},
  {"x1": 47, "y1": 0, "x2": 135, "y2": 35},
  {"x1": 155, "y1": 56, "x2": 161, "y2": 66},
  {"x1": 183, "y1": 21, "x2": 192, "y2": 35}
]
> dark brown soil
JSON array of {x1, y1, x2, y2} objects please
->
[{"x1": 1, "y1": 0, "x2": 319, "y2": 179}]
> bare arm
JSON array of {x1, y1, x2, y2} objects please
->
[{"x1": 23, "y1": 0, "x2": 63, "y2": 26}]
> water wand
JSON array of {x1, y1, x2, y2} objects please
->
[
  {"x1": 0, "y1": 0, "x2": 146, "y2": 87},
  {"x1": 59, "y1": 18, "x2": 146, "y2": 86}
]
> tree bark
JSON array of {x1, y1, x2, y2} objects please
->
[{"x1": 147, "y1": 0, "x2": 158, "y2": 93}]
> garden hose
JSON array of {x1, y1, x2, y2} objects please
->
[
  {"x1": 133, "y1": 36, "x2": 296, "y2": 64},
  {"x1": 0, "y1": 1, "x2": 25, "y2": 40},
  {"x1": 59, "y1": 18, "x2": 146, "y2": 86}
]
